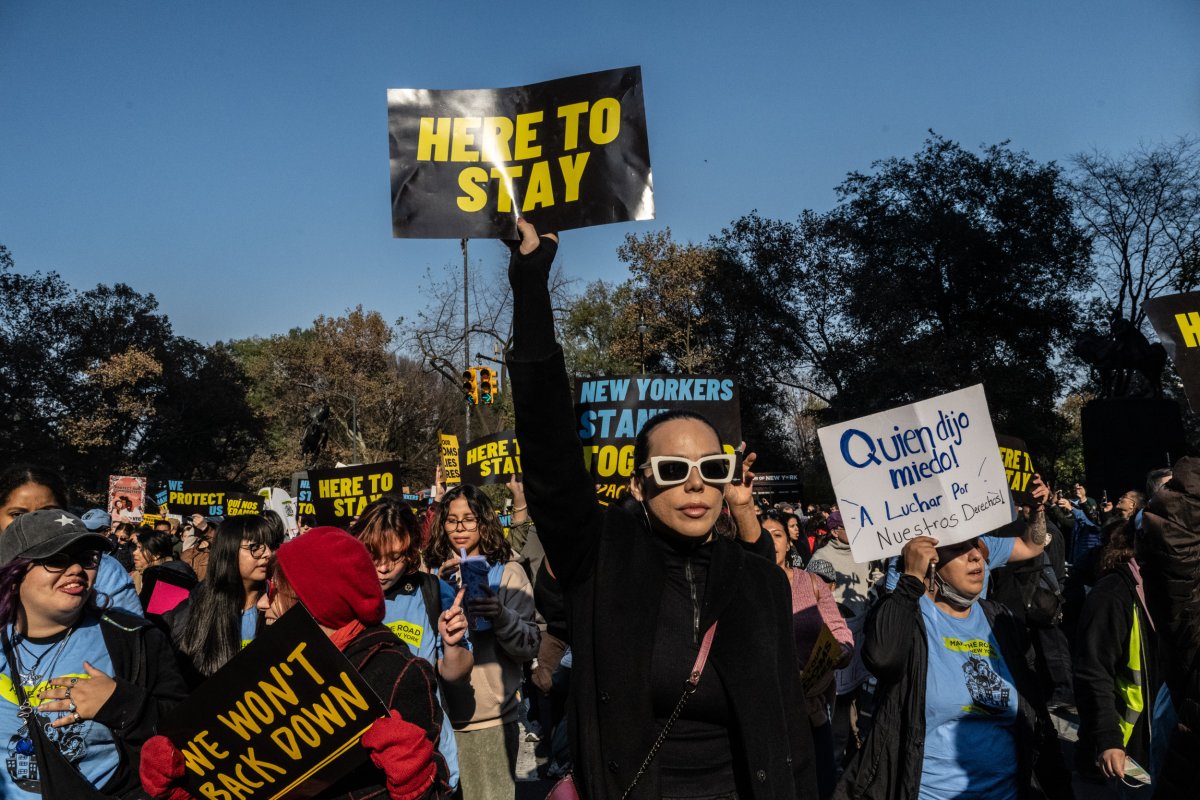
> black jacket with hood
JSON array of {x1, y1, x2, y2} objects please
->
[{"x1": 833, "y1": 575, "x2": 1071, "y2": 800}]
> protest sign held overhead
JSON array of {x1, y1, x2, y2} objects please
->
[
  {"x1": 996, "y1": 434, "x2": 1036, "y2": 507},
  {"x1": 574, "y1": 375, "x2": 741, "y2": 502},
  {"x1": 159, "y1": 604, "x2": 387, "y2": 800},
  {"x1": 388, "y1": 66, "x2": 654, "y2": 239},
  {"x1": 154, "y1": 479, "x2": 234, "y2": 518},
  {"x1": 817, "y1": 385, "x2": 1012, "y2": 563},
  {"x1": 439, "y1": 432, "x2": 462, "y2": 484},
  {"x1": 108, "y1": 475, "x2": 146, "y2": 523},
  {"x1": 307, "y1": 461, "x2": 402, "y2": 525},
  {"x1": 292, "y1": 472, "x2": 315, "y2": 518},
  {"x1": 225, "y1": 494, "x2": 265, "y2": 517},
  {"x1": 1145, "y1": 291, "x2": 1200, "y2": 411},
  {"x1": 460, "y1": 431, "x2": 522, "y2": 485}
]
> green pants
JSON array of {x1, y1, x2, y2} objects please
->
[{"x1": 455, "y1": 722, "x2": 518, "y2": 800}]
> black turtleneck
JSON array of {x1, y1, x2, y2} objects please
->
[{"x1": 649, "y1": 533, "x2": 748, "y2": 797}]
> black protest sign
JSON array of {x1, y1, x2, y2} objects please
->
[
  {"x1": 574, "y1": 375, "x2": 741, "y2": 502},
  {"x1": 292, "y1": 472, "x2": 315, "y2": 518},
  {"x1": 460, "y1": 431, "x2": 522, "y2": 486},
  {"x1": 307, "y1": 461, "x2": 401, "y2": 526},
  {"x1": 996, "y1": 434, "x2": 1037, "y2": 506},
  {"x1": 1145, "y1": 292, "x2": 1200, "y2": 411},
  {"x1": 753, "y1": 472, "x2": 802, "y2": 495},
  {"x1": 388, "y1": 66, "x2": 653, "y2": 239},
  {"x1": 226, "y1": 494, "x2": 265, "y2": 517},
  {"x1": 155, "y1": 479, "x2": 233, "y2": 517},
  {"x1": 159, "y1": 604, "x2": 387, "y2": 800}
]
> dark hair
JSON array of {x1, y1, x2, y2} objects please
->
[
  {"x1": 0, "y1": 464, "x2": 69, "y2": 511},
  {"x1": 1145, "y1": 468, "x2": 1172, "y2": 497},
  {"x1": 426, "y1": 484, "x2": 511, "y2": 567},
  {"x1": 1099, "y1": 518, "x2": 1136, "y2": 576},
  {"x1": 175, "y1": 516, "x2": 281, "y2": 677},
  {"x1": 262, "y1": 511, "x2": 286, "y2": 544},
  {"x1": 352, "y1": 496, "x2": 423, "y2": 570},
  {"x1": 631, "y1": 410, "x2": 723, "y2": 476},
  {"x1": 135, "y1": 529, "x2": 175, "y2": 562},
  {"x1": 761, "y1": 509, "x2": 786, "y2": 525},
  {"x1": 112, "y1": 522, "x2": 138, "y2": 539}
]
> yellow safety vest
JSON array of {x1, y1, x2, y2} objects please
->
[{"x1": 1116, "y1": 607, "x2": 1145, "y2": 747}]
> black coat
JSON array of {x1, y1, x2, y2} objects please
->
[
  {"x1": 509, "y1": 348, "x2": 816, "y2": 800},
  {"x1": 1141, "y1": 457, "x2": 1200, "y2": 798},
  {"x1": 833, "y1": 576, "x2": 1071, "y2": 800}
]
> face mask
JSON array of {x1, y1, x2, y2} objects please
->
[{"x1": 933, "y1": 570, "x2": 982, "y2": 608}]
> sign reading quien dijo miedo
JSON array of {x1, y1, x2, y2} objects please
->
[
  {"x1": 388, "y1": 66, "x2": 654, "y2": 239},
  {"x1": 817, "y1": 385, "x2": 1012, "y2": 563}
]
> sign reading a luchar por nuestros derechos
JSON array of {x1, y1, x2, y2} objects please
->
[{"x1": 817, "y1": 385, "x2": 1013, "y2": 563}]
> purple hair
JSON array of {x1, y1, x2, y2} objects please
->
[{"x1": 0, "y1": 559, "x2": 33, "y2": 630}]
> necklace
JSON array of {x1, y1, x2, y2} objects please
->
[{"x1": 11, "y1": 628, "x2": 74, "y2": 690}]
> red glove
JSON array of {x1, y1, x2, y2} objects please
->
[
  {"x1": 361, "y1": 710, "x2": 438, "y2": 800},
  {"x1": 140, "y1": 735, "x2": 195, "y2": 800}
]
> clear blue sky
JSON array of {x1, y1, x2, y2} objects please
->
[{"x1": 2, "y1": 1, "x2": 1197, "y2": 344}]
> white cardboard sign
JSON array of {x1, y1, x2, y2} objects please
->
[{"x1": 817, "y1": 385, "x2": 1012, "y2": 563}]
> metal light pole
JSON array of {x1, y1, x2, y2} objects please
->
[
  {"x1": 637, "y1": 310, "x2": 648, "y2": 375},
  {"x1": 461, "y1": 238, "x2": 471, "y2": 442}
]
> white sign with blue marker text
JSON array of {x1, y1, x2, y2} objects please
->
[{"x1": 817, "y1": 385, "x2": 1012, "y2": 563}]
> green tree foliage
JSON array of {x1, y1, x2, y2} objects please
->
[
  {"x1": 232, "y1": 307, "x2": 461, "y2": 489},
  {"x1": 0, "y1": 248, "x2": 261, "y2": 500},
  {"x1": 707, "y1": 135, "x2": 1093, "y2": 478}
]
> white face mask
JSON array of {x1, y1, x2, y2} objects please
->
[{"x1": 933, "y1": 570, "x2": 982, "y2": 608}]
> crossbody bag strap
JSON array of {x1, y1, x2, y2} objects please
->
[{"x1": 620, "y1": 622, "x2": 718, "y2": 800}]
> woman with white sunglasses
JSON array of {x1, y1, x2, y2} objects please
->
[{"x1": 506, "y1": 221, "x2": 815, "y2": 800}]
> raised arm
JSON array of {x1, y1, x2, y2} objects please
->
[{"x1": 506, "y1": 221, "x2": 603, "y2": 587}]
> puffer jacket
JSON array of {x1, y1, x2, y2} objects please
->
[{"x1": 1140, "y1": 457, "x2": 1200, "y2": 798}]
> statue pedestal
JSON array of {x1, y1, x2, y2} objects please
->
[{"x1": 1081, "y1": 398, "x2": 1184, "y2": 498}]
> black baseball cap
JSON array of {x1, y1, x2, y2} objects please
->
[{"x1": 1, "y1": 510, "x2": 113, "y2": 565}]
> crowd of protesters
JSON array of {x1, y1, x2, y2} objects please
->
[{"x1": 0, "y1": 224, "x2": 1196, "y2": 799}]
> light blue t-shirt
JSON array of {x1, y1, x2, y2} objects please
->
[
  {"x1": 885, "y1": 534, "x2": 1016, "y2": 594},
  {"x1": 95, "y1": 554, "x2": 142, "y2": 617},
  {"x1": 918, "y1": 594, "x2": 1019, "y2": 800},
  {"x1": 0, "y1": 617, "x2": 121, "y2": 797},
  {"x1": 383, "y1": 576, "x2": 467, "y2": 790},
  {"x1": 239, "y1": 607, "x2": 258, "y2": 648}
]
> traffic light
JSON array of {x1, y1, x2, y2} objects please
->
[
  {"x1": 462, "y1": 368, "x2": 479, "y2": 405},
  {"x1": 478, "y1": 367, "x2": 497, "y2": 404}
]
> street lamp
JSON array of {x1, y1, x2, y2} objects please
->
[{"x1": 637, "y1": 310, "x2": 648, "y2": 375}]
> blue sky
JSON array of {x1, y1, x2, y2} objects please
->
[{"x1": 2, "y1": 1, "x2": 1197, "y2": 344}]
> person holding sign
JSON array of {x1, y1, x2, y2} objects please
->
[
  {"x1": 764, "y1": 513, "x2": 853, "y2": 799},
  {"x1": 506, "y1": 223, "x2": 815, "y2": 798},
  {"x1": 0, "y1": 510, "x2": 187, "y2": 798},
  {"x1": 352, "y1": 496, "x2": 471, "y2": 793},
  {"x1": 425, "y1": 484, "x2": 539, "y2": 800},
  {"x1": 165, "y1": 516, "x2": 281, "y2": 687},
  {"x1": 834, "y1": 533, "x2": 1071, "y2": 800}
]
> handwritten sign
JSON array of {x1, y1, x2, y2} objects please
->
[
  {"x1": 307, "y1": 461, "x2": 402, "y2": 526},
  {"x1": 460, "y1": 431, "x2": 521, "y2": 485},
  {"x1": 817, "y1": 385, "x2": 1012, "y2": 562},
  {"x1": 439, "y1": 432, "x2": 462, "y2": 484},
  {"x1": 574, "y1": 375, "x2": 741, "y2": 503},
  {"x1": 159, "y1": 605, "x2": 387, "y2": 800},
  {"x1": 388, "y1": 67, "x2": 653, "y2": 238}
]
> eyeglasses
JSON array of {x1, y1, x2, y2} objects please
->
[
  {"x1": 241, "y1": 542, "x2": 271, "y2": 558},
  {"x1": 638, "y1": 454, "x2": 737, "y2": 487},
  {"x1": 37, "y1": 550, "x2": 102, "y2": 573},
  {"x1": 444, "y1": 517, "x2": 478, "y2": 531}
]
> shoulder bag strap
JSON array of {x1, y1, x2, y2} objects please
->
[{"x1": 621, "y1": 622, "x2": 718, "y2": 799}]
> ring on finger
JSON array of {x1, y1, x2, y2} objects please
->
[
  {"x1": 67, "y1": 701, "x2": 77, "y2": 713},
  {"x1": 64, "y1": 686, "x2": 73, "y2": 700},
  {"x1": 69, "y1": 678, "x2": 79, "y2": 686},
  {"x1": 72, "y1": 712, "x2": 82, "y2": 724}
]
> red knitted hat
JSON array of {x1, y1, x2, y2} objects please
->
[{"x1": 276, "y1": 526, "x2": 385, "y2": 628}]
